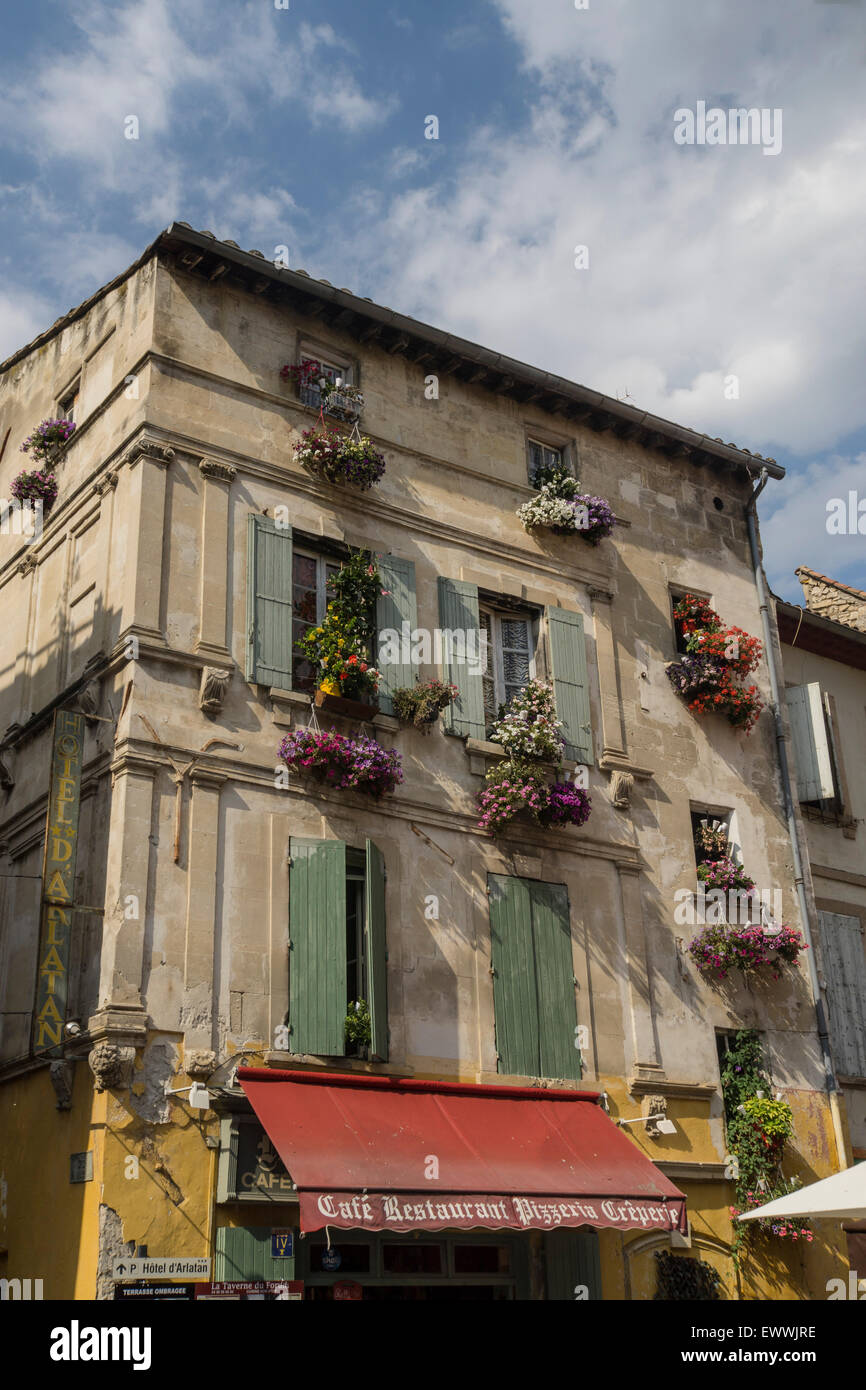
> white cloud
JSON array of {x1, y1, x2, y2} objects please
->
[{"x1": 760, "y1": 454, "x2": 866, "y2": 600}]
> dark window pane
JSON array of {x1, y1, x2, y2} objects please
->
[
  {"x1": 293, "y1": 587, "x2": 317, "y2": 622},
  {"x1": 453, "y1": 1244, "x2": 512, "y2": 1274},
  {"x1": 293, "y1": 554, "x2": 317, "y2": 588},
  {"x1": 382, "y1": 1244, "x2": 443, "y2": 1274}
]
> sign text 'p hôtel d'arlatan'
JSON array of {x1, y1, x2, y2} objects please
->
[{"x1": 31, "y1": 710, "x2": 85, "y2": 1057}]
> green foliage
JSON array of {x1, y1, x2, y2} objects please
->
[
  {"x1": 296, "y1": 551, "x2": 382, "y2": 699},
  {"x1": 653, "y1": 1252, "x2": 722, "y2": 1301},
  {"x1": 344, "y1": 999, "x2": 371, "y2": 1046},
  {"x1": 391, "y1": 679, "x2": 458, "y2": 730}
]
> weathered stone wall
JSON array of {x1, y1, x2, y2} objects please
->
[{"x1": 796, "y1": 568, "x2": 866, "y2": 632}]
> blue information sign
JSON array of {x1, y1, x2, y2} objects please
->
[{"x1": 271, "y1": 1229, "x2": 294, "y2": 1259}]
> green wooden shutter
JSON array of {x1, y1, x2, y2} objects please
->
[
  {"x1": 376, "y1": 556, "x2": 418, "y2": 716},
  {"x1": 786, "y1": 684, "x2": 836, "y2": 802},
  {"x1": 289, "y1": 838, "x2": 346, "y2": 1056},
  {"x1": 489, "y1": 874, "x2": 540, "y2": 1077},
  {"x1": 547, "y1": 606, "x2": 593, "y2": 765},
  {"x1": 819, "y1": 911, "x2": 866, "y2": 1076},
  {"x1": 366, "y1": 839, "x2": 389, "y2": 1061},
  {"x1": 246, "y1": 513, "x2": 293, "y2": 687},
  {"x1": 545, "y1": 1230, "x2": 602, "y2": 1300},
  {"x1": 215, "y1": 1226, "x2": 296, "y2": 1281},
  {"x1": 532, "y1": 881, "x2": 581, "y2": 1081},
  {"x1": 437, "y1": 577, "x2": 485, "y2": 739}
]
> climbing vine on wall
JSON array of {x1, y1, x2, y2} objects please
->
[
  {"x1": 653, "y1": 1251, "x2": 722, "y2": 1300},
  {"x1": 720, "y1": 1030, "x2": 812, "y2": 1260}
]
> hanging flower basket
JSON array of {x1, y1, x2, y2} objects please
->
[
  {"x1": 517, "y1": 471, "x2": 617, "y2": 545},
  {"x1": 19, "y1": 418, "x2": 76, "y2": 464},
  {"x1": 391, "y1": 679, "x2": 458, "y2": 730},
  {"x1": 293, "y1": 426, "x2": 385, "y2": 489},
  {"x1": 10, "y1": 469, "x2": 59, "y2": 512},
  {"x1": 696, "y1": 857, "x2": 756, "y2": 895},
  {"x1": 279, "y1": 727, "x2": 402, "y2": 798},
  {"x1": 687, "y1": 921, "x2": 807, "y2": 981},
  {"x1": 477, "y1": 761, "x2": 591, "y2": 836}
]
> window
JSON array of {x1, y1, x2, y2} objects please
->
[
  {"x1": 479, "y1": 606, "x2": 535, "y2": 729},
  {"x1": 488, "y1": 874, "x2": 581, "y2": 1081},
  {"x1": 528, "y1": 438, "x2": 566, "y2": 486},
  {"x1": 297, "y1": 349, "x2": 354, "y2": 408},
  {"x1": 247, "y1": 515, "x2": 414, "y2": 710},
  {"x1": 291, "y1": 548, "x2": 339, "y2": 693},
  {"x1": 289, "y1": 838, "x2": 388, "y2": 1060},
  {"x1": 786, "y1": 683, "x2": 845, "y2": 811},
  {"x1": 670, "y1": 588, "x2": 703, "y2": 656},
  {"x1": 58, "y1": 378, "x2": 80, "y2": 423}
]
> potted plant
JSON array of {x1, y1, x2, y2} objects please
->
[
  {"x1": 477, "y1": 761, "x2": 591, "y2": 836},
  {"x1": 293, "y1": 425, "x2": 385, "y2": 490},
  {"x1": 391, "y1": 679, "x2": 458, "y2": 730},
  {"x1": 666, "y1": 595, "x2": 764, "y2": 734},
  {"x1": 281, "y1": 359, "x2": 365, "y2": 420},
  {"x1": 488, "y1": 679, "x2": 566, "y2": 762},
  {"x1": 297, "y1": 550, "x2": 384, "y2": 717},
  {"x1": 19, "y1": 418, "x2": 76, "y2": 465},
  {"x1": 9, "y1": 468, "x2": 59, "y2": 514},
  {"x1": 278, "y1": 727, "x2": 403, "y2": 798},
  {"x1": 345, "y1": 999, "x2": 372, "y2": 1057},
  {"x1": 517, "y1": 468, "x2": 617, "y2": 545},
  {"x1": 687, "y1": 920, "x2": 807, "y2": 981}
]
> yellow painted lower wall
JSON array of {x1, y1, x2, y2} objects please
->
[{"x1": 0, "y1": 1045, "x2": 853, "y2": 1301}]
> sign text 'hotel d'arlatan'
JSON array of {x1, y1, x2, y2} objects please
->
[{"x1": 31, "y1": 710, "x2": 85, "y2": 1056}]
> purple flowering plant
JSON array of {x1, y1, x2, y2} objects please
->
[
  {"x1": 696, "y1": 856, "x2": 756, "y2": 894},
  {"x1": 279, "y1": 726, "x2": 402, "y2": 798},
  {"x1": 478, "y1": 761, "x2": 591, "y2": 835},
  {"x1": 20, "y1": 418, "x2": 76, "y2": 462},
  {"x1": 688, "y1": 921, "x2": 807, "y2": 981},
  {"x1": 10, "y1": 469, "x2": 59, "y2": 508},
  {"x1": 293, "y1": 426, "x2": 385, "y2": 490},
  {"x1": 538, "y1": 781, "x2": 592, "y2": 828}
]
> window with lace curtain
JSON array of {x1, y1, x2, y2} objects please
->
[{"x1": 479, "y1": 607, "x2": 535, "y2": 730}]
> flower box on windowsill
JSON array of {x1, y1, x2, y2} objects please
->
[
  {"x1": 464, "y1": 736, "x2": 583, "y2": 778},
  {"x1": 314, "y1": 689, "x2": 379, "y2": 722}
]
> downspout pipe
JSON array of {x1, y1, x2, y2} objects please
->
[{"x1": 745, "y1": 471, "x2": 848, "y2": 1167}]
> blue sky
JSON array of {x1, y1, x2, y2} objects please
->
[{"x1": 1, "y1": 0, "x2": 864, "y2": 601}]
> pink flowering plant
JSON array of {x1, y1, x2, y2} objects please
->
[
  {"x1": 477, "y1": 761, "x2": 591, "y2": 836},
  {"x1": 518, "y1": 470, "x2": 617, "y2": 545},
  {"x1": 293, "y1": 426, "x2": 385, "y2": 489},
  {"x1": 688, "y1": 921, "x2": 807, "y2": 981},
  {"x1": 696, "y1": 856, "x2": 756, "y2": 894},
  {"x1": 279, "y1": 727, "x2": 402, "y2": 798},
  {"x1": 10, "y1": 469, "x2": 59, "y2": 509},
  {"x1": 19, "y1": 418, "x2": 76, "y2": 462}
]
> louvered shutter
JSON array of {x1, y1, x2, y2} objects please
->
[
  {"x1": 786, "y1": 684, "x2": 836, "y2": 801},
  {"x1": 246, "y1": 514, "x2": 293, "y2": 686},
  {"x1": 547, "y1": 606, "x2": 593, "y2": 765},
  {"x1": 489, "y1": 873, "x2": 540, "y2": 1077},
  {"x1": 532, "y1": 881, "x2": 582, "y2": 1081},
  {"x1": 289, "y1": 838, "x2": 346, "y2": 1056},
  {"x1": 437, "y1": 577, "x2": 485, "y2": 739},
  {"x1": 215, "y1": 1226, "x2": 295, "y2": 1281},
  {"x1": 819, "y1": 911, "x2": 866, "y2": 1077},
  {"x1": 376, "y1": 556, "x2": 418, "y2": 715},
  {"x1": 365, "y1": 839, "x2": 389, "y2": 1061}
]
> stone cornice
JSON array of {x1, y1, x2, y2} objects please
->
[{"x1": 629, "y1": 1078, "x2": 718, "y2": 1101}]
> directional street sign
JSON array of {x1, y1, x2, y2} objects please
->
[{"x1": 113, "y1": 1257, "x2": 211, "y2": 1281}]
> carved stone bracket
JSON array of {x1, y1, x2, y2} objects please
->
[
  {"x1": 643, "y1": 1094, "x2": 668, "y2": 1137},
  {"x1": 49, "y1": 1059, "x2": 75, "y2": 1110},
  {"x1": 87, "y1": 1041, "x2": 136, "y2": 1093},
  {"x1": 18, "y1": 553, "x2": 38, "y2": 576},
  {"x1": 199, "y1": 458, "x2": 237, "y2": 484},
  {"x1": 199, "y1": 667, "x2": 232, "y2": 718},
  {"x1": 95, "y1": 471, "x2": 119, "y2": 496},
  {"x1": 609, "y1": 769, "x2": 634, "y2": 809},
  {"x1": 184, "y1": 1049, "x2": 218, "y2": 1080},
  {"x1": 125, "y1": 437, "x2": 175, "y2": 470}
]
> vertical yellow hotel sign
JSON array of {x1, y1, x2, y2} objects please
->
[{"x1": 31, "y1": 709, "x2": 85, "y2": 1056}]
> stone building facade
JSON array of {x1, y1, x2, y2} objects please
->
[
  {"x1": 777, "y1": 571, "x2": 866, "y2": 1223},
  {"x1": 0, "y1": 223, "x2": 852, "y2": 1301}
]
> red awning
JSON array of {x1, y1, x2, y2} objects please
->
[{"x1": 237, "y1": 1068, "x2": 687, "y2": 1235}]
